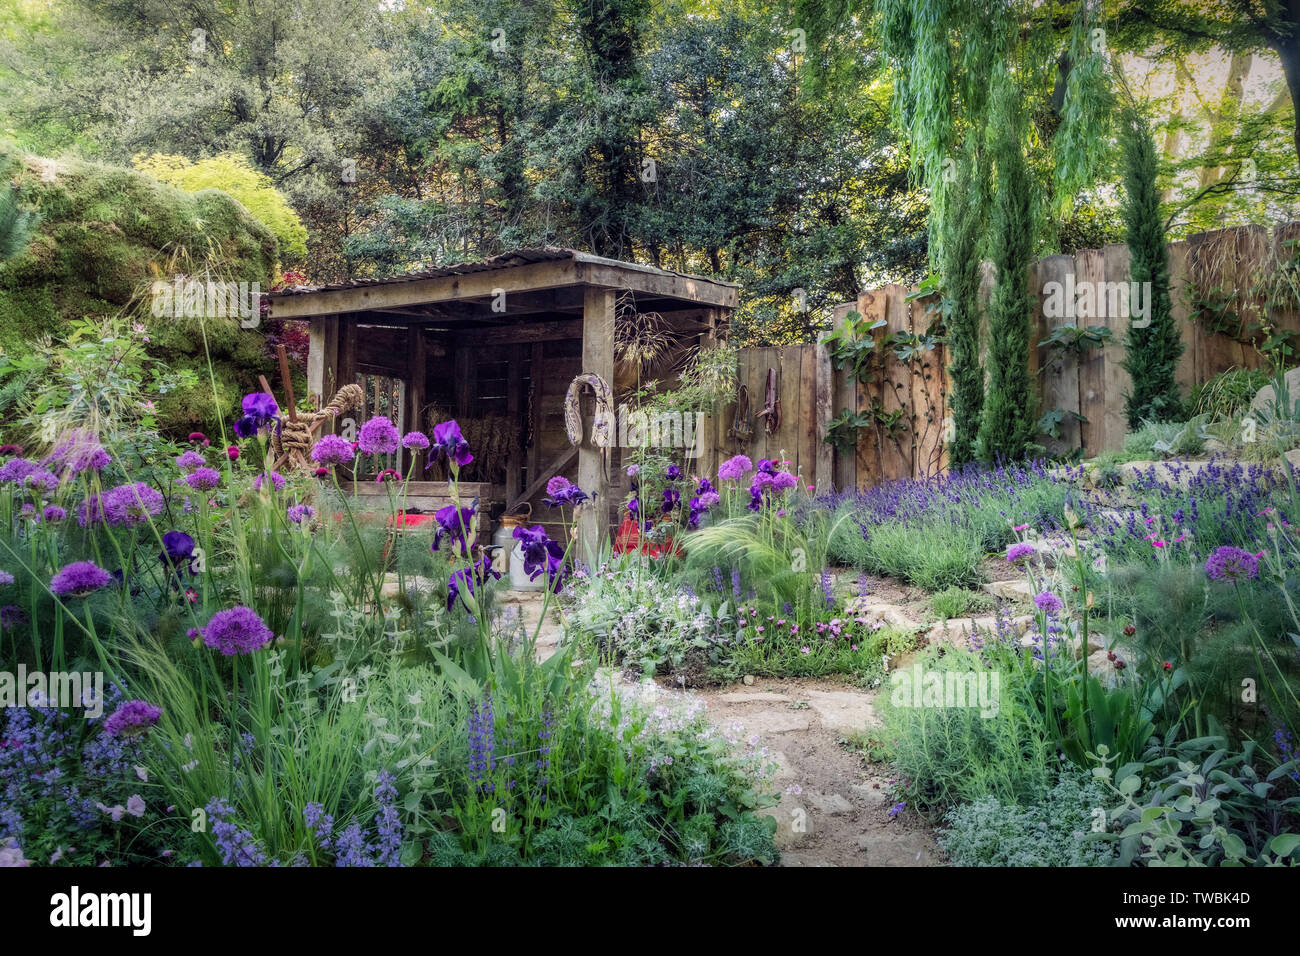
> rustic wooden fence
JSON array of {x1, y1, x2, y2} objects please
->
[{"x1": 700, "y1": 222, "x2": 1300, "y2": 493}]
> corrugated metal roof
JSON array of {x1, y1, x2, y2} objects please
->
[{"x1": 269, "y1": 247, "x2": 739, "y2": 297}]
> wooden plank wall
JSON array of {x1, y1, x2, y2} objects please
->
[{"x1": 697, "y1": 221, "x2": 1300, "y2": 494}]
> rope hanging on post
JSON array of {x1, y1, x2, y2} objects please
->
[
  {"x1": 272, "y1": 383, "x2": 366, "y2": 466},
  {"x1": 563, "y1": 373, "x2": 615, "y2": 448}
]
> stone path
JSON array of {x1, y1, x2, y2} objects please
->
[
  {"x1": 502, "y1": 585, "x2": 942, "y2": 866},
  {"x1": 692, "y1": 678, "x2": 941, "y2": 867}
]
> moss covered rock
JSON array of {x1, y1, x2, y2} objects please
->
[{"x1": 0, "y1": 146, "x2": 280, "y2": 435}]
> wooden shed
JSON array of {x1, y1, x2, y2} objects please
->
[{"x1": 267, "y1": 249, "x2": 739, "y2": 560}]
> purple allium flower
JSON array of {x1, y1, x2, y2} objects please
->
[
  {"x1": 42, "y1": 431, "x2": 110, "y2": 476},
  {"x1": 101, "y1": 482, "x2": 165, "y2": 527},
  {"x1": 1034, "y1": 591, "x2": 1064, "y2": 615},
  {"x1": 201, "y1": 606, "x2": 273, "y2": 656},
  {"x1": 176, "y1": 450, "x2": 206, "y2": 473},
  {"x1": 447, "y1": 555, "x2": 502, "y2": 612},
  {"x1": 41, "y1": 505, "x2": 66, "y2": 523},
  {"x1": 253, "y1": 471, "x2": 286, "y2": 492},
  {"x1": 22, "y1": 470, "x2": 59, "y2": 496},
  {"x1": 310, "y1": 433, "x2": 354, "y2": 466},
  {"x1": 626, "y1": 464, "x2": 639, "y2": 478},
  {"x1": 757, "y1": 458, "x2": 777, "y2": 475},
  {"x1": 401, "y1": 431, "x2": 429, "y2": 451},
  {"x1": 358, "y1": 416, "x2": 401, "y2": 455},
  {"x1": 430, "y1": 420, "x2": 473, "y2": 467},
  {"x1": 771, "y1": 470, "x2": 798, "y2": 491},
  {"x1": 103, "y1": 700, "x2": 162, "y2": 737},
  {"x1": 286, "y1": 504, "x2": 316, "y2": 524},
  {"x1": 183, "y1": 467, "x2": 221, "y2": 491},
  {"x1": 1204, "y1": 545, "x2": 1259, "y2": 582},
  {"x1": 1006, "y1": 542, "x2": 1036, "y2": 563},
  {"x1": 432, "y1": 503, "x2": 476, "y2": 556},
  {"x1": 717, "y1": 455, "x2": 752, "y2": 481},
  {"x1": 0, "y1": 458, "x2": 39, "y2": 485},
  {"x1": 160, "y1": 531, "x2": 195, "y2": 575},
  {"x1": 50, "y1": 561, "x2": 113, "y2": 597}
]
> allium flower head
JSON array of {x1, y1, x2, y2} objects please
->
[
  {"x1": 310, "y1": 433, "x2": 354, "y2": 466},
  {"x1": 51, "y1": 561, "x2": 114, "y2": 597},
  {"x1": 1033, "y1": 591, "x2": 1063, "y2": 615},
  {"x1": 358, "y1": 416, "x2": 401, "y2": 455},
  {"x1": 202, "y1": 606, "x2": 273, "y2": 656},
  {"x1": 717, "y1": 455, "x2": 752, "y2": 481},
  {"x1": 102, "y1": 482, "x2": 165, "y2": 526},
  {"x1": 42, "y1": 431, "x2": 110, "y2": 476},
  {"x1": 253, "y1": 471, "x2": 286, "y2": 492},
  {"x1": 0, "y1": 570, "x2": 12, "y2": 586},
  {"x1": 176, "y1": 450, "x2": 206, "y2": 472},
  {"x1": 401, "y1": 431, "x2": 430, "y2": 451},
  {"x1": 184, "y1": 467, "x2": 221, "y2": 491},
  {"x1": 771, "y1": 471, "x2": 798, "y2": 491},
  {"x1": 103, "y1": 699, "x2": 162, "y2": 737},
  {"x1": 1204, "y1": 546, "x2": 1259, "y2": 582},
  {"x1": 286, "y1": 504, "x2": 316, "y2": 524},
  {"x1": 0, "y1": 458, "x2": 40, "y2": 486},
  {"x1": 1006, "y1": 542, "x2": 1036, "y2": 564},
  {"x1": 42, "y1": 505, "x2": 67, "y2": 523}
]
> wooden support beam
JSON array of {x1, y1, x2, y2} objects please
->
[
  {"x1": 406, "y1": 326, "x2": 427, "y2": 474},
  {"x1": 506, "y1": 343, "x2": 523, "y2": 504},
  {"x1": 527, "y1": 342, "x2": 543, "y2": 491},
  {"x1": 578, "y1": 287, "x2": 615, "y2": 564},
  {"x1": 306, "y1": 314, "x2": 339, "y2": 409}
]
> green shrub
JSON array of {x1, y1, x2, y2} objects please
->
[
  {"x1": 930, "y1": 586, "x2": 994, "y2": 620},
  {"x1": 939, "y1": 768, "x2": 1117, "y2": 866},
  {"x1": 1188, "y1": 367, "x2": 1270, "y2": 420},
  {"x1": 883, "y1": 646, "x2": 1053, "y2": 812}
]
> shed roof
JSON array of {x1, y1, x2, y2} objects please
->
[{"x1": 267, "y1": 247, "x2": 739, "y2": 320}]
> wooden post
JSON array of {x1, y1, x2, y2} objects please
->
[
  {"x1": 406, "y1": 326, "x2": 427, "y2": 475},
  {"x1": 578, "y1": 287, "x2": 615, "y2": 565},
  {"x1": 506, "y1": 343, "x2": 523, "y2": 505},
  {"x1": 307, "y1": 315, "x2": 339, "y2": 409}
]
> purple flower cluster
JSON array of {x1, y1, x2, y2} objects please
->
[
  {"x1": 1204, "y1": 545, "x2": 1259, "y2": 582},
  {"x1": 183, "y1": 467, "x2": 221, "y2": 491},
  {"x1": 50, "y1": 561, "x2": 113, "y2": 597},
  {"x1": 102, "y1": 700, "x2": 162, "y2": 738},
  {"x1": 718, "y1": 455, "x2": 752, "y2": 481},
  {"x1": 287, "y1": 503, "x2": 316, "y2": 524},
  {"x1": 512, "y1": 525, "x2": 564, "y2": 591},
  {"x1": 358, "y1": 416, "x2": 401, "y2": 455},
  {"x1": 101, "y1": 482, "x2": 165, "y2": 527},
  {"x1": 542, "y1": 476, "x2": 592, "y2": 508},
  {"x1": 233, "y1": 393, "x2": 280, "y2": 439},
  {"x1": 201, "y1": 606, "x2": 273, "y2": 656},
  {"x1": 401, "y1": 431, "x2": 429, "y2": 451},
  {"x1": 42, "y1": 432, "x2": 111, "y2": 476},
  {"x1": 430, "y1": 420, "x2": 473, "y2": 468},
  {"x1": 310, "y1": 434, "x2": 354, "y2": 466}
]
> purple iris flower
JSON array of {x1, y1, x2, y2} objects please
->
[
  {"x1": 447, "y1": 555, "x2": 502, "y2": 612},
  {"x1": 160, "y1": 530, "x2": 196, "y2": 576},
  {"x1": 512, "y1": 525, "x2": 565, "y2": 591},
  {"x1": 429, "y1": 420, "x2": 474, "y2": 468},
  {"x1": 234, "y1": 392, "x2": 280, "y2": 438},
  {"x1": 432, "y1": 502, "x2": 476, "y2": 556}
]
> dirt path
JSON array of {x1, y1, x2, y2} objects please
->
[
  {"x1": 503, "y1": 589, "x2": 943, "y2": 865},
  {"x1": 691, "y1": 678, "x2": 941, "y2": 867}
]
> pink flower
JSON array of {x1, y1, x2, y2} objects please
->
[
  {"x1": 1014, "y1": 524, "x2": 1029, "y2": 531},
  {"x1": 800, "y1": 646, "x2": 810, "y2": 655},
  {"x1": 126, "y1": 795, "x2": 146, "y2": 818}
]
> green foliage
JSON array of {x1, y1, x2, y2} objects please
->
[
  {"x1": 941, "y1": 150, "x2": 985, "y2": 468},
  {"x1": 939, "y1": 767, "x2": 1118, "y2": 867},
  {"x1": 1093, "y1": 736, "x2": 1300, "y2": 867},
  {"x1": 930, "y1": 586, "x2": 994, "y2": 621},
  {"x1": 0, "y1": 180, "x2": 37, "y2": 261},
  {"x1": 1188, "y1": 367, "x2": 1271, "y2": 420},
  {"x1": 133, "y1": 153, "x2": 308, "y2": 260},
  {"x1": 977, "y1": 77, "x2": 1038, "y2": 465},
  {"x1": 883, "y1": 646, "x2": 1054, "y2": 812},
  {"x1": 1120, "y1": 109, "x2": 1184, "y2": 427}
]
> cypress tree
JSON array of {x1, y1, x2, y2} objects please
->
[
  {"x1": 942, "y1": 149, "x2": 985, "y2": 467},
  {"x1": 977, "y1": 91, "x2": 1037, "y2": 464},
  {"x1": 1120, "y1": 109, "x2": 1182, "y2": 426}
]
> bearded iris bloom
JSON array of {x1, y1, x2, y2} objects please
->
[
  {"x1": 512, "y1": 524, "x2": 565, "y2": 592},
  {"x1": 429, "y1": 420, "x2": 474, "y2": 468},
  {"x1": 433, "y1": 502, "x2": 477, "y2": 556},
  {"x1": 160, "y1": 531, "x2": 196, "y2": 577},
  {"x1": 233, "y1": 393, "x2": 280, "y2": 439}
]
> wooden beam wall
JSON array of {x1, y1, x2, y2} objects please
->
[{"x1": 578, "y1": 287, "x2": 615, "y2": 564}]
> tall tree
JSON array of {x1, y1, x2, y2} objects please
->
[
  {"x1": 941, "y1": 147, "x2": 986, "y2": 467},
  {"x1": 1120, "y1": 107, "x2": 1183, "y2": 426},
  {"x1": 977, "y1": 77, "x2": 1037, "y2": 464}
]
